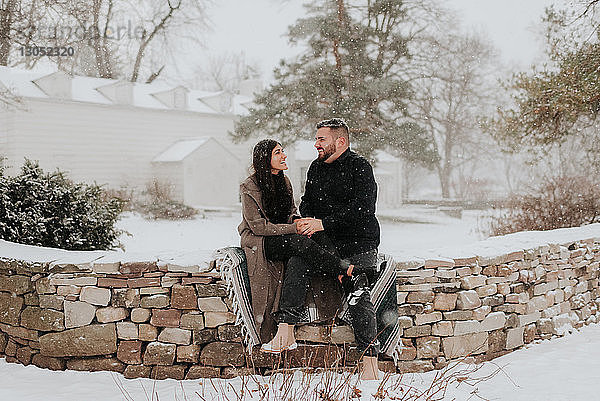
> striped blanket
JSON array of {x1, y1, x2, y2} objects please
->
[{"x1": 214, "y1": 247, "x2": 402, "y2": 359}]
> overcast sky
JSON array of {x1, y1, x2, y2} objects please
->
[{"x1": 200, "y1": 0, "x2": 565, "y2": 84}]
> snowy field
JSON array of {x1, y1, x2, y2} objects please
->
[{"x1": 2, "y1": 207, "x2": 599, "y2": 400}]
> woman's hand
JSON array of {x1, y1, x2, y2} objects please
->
[{"x1": 296, "y1": 218, "x2": 324, "y2": 237}]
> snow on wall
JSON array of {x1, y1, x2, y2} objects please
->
[{"x1": 0, "y1": 224, "x2": 599, "y2": 378}]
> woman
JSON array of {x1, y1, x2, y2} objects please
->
[{"x1": 238, "y1": 139, "x2": 358, "y2": 352}]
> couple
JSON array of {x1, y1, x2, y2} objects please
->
[{"x1": 238, "y1": 118, "x2": 382, "y2": 380}]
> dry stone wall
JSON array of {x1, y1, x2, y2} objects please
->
[{"x1": 0, "y1": 226, "x2": 599, "y2": 379}]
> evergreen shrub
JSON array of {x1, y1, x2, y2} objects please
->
[
  {"x1": 0, "y1": 160, "x2": 125, "y2": 250},
  {"x1": 489, "y1": 175, "x2": 600, "y2": 236}
]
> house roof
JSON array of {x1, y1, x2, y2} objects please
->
[
  {"x1": 152, "y1": 137, "x2": 212, "y2": 162},
  {"x1": 0, "y1": 66, "x2": 252, "y2": 115}
]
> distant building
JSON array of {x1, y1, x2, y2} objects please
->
[{"x1": 0, "y1": 67, "x2": 405, "y2": 209}]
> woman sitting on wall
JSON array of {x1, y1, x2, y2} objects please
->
[{"x1": 238, "y1": 140, "x2": 375, "y2": 367}]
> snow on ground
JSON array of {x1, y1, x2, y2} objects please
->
[{"x1": 1, "y1": 323, "x2": 599, "y2": 400}]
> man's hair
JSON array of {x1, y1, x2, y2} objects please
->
[{"x1": 316, "y1": 118, "x2": 349, "y2": 140}]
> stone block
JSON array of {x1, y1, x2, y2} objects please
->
[
  {"x1": 140, "y1": 287, "x2": 169, "y2": 295},
  {"x1": 67, "y1": 357, "x2": 125, "y2": 372},
  {"x1": 487, "y1": 329, "x2": 506, "y2": 354},
  {"x1": 537, "y1": 318, "x2": 554, "y2": 335},
  {"x1": 397, "y1": 304, "x2": 424, "y2": 316},
  {"x1": 21, "y1": 306, "x2": 64, "y2": 332},
  {"x1": 407, "y1": 291, "x2": 434, "y2": 304},
  {"x1": 442, "y1": 332, "x2": 488, "y2": 358},
  {"x1": 56, "y1": 285, "x2": 80, "y2": 296},
  {"x1": 456, "y1": 290, "x2": 481, "y2": 310},
  {"x1": 16, "y1": 346, "x2": 36, "y2": 365},
  {"x1": 171, "y1": 285, "x2": 198, "y2": 309},
  {"x1": 472, "y1": 306, "x2": 491, "y2": 321},
  {"x1": 31, "y1": 354, "x2": 65, "y2": 371},
  {"x1": 524, "y1": 324, "x2": 536, "y2": 344},
  {"x1": 140, "y1": 295, "x2": 170, "y2": 308},
  {"x1": 197, "y1": 297, "x2": 229, "y2": 312},
  {"x1": 50, "y1": 277, "x2": 97, "y2": 287},
  {"x1": 222, "y1": 367, "x2": 256, "y2": 379},
  {"x1": 180, "y1": 313, "x2": 205, "y2": 330},
  {"x1": 331, "y1": 325, "x2": 355, "y2": 344},
  {"x1": 39, "y1": 324, "x2": 116, "y2": 357},
  {"x1": 127, "y1": 278, "x2": 161, "y2": 288},
  {"x1": 96, "y1": 307, "x2": 128, "y2": 323},
  {"x1": 414, "y1": 312, "x2": 442, "y2": 326},
  {"x1": 526, "y1": 296, "x2": 549, "y2": 314},
  {"x1": 24, "y1": 292, "x2": 39, "y2": 306},
  {"x1": 460, "y1": 275, "x2": 487, "y2": 290},
  {"x1": 396, "y1": 360, "x2": 435, "y2": 373},
  {"x1": 482, "y1": 294, "x2": 504, "y2": 307},
  {"x1": 186, "y1": 366, "x2": 221, "y2": 379},
  {"x1": 151, "y1": 365, "x2": 186, "y2": 380},
  {"x1": 218, "y1": 324, "x2": 243, "y2": 342},
  {"x1": 0, "y1": 322, "x2": 38, "y2": 340},
  {"x1": 120, "y1": 262, "x2": 155, "y2": 275},
  {"x1": 443, "y1": 310, "x2": 473, "y2": 320},
  {"x1": 0, "y1": 275, "x2": 33, "y2": 295},
  {"x1": 404, "y1": 325, "x2": 431, "y2": 337},
  {"x1": 505, "y1": 327, "x2": 524, "y2": 349},
  {"x1": 64, "y1": 300, "x2": 96, "y2": 329},
  {"x1": 158, "y1": 327, "x2": 191, "y2": 345},
  {"x1": 481, "y1": 312, "x2": 506, "y2": 331},
  {"x1": 92, "y1": 262, "x2": 120, "y2": 274},
  {"x1": 519, "y1": 311, "x2": 541, "y2": 327},
  {"x1": 497, "y1": 283, "x2": 510, "y2": 295},
  {"x1": 433, "y1": 293, "x2": 457, "y2": 311},
  {"x1": 35, "y1": 278, "x2": 56, "y2": 295},
  {"x1": 0, "y1": 293, "x2": 24, "y2": 325},
  {"x1": 416, "y1": 336, "x2": 441, "y2": 359},
  {"x1": 131, "y1": 308, "x2": 151, "y2": 323},
  {"x1": 151, "y1": 309, "x2": 181, "y2": 327},
  {"x1": 196, "y1": 283, "x2": 228, "y2": 297},
  {"x1": 397, "y1": 316, "x2": 413, "y2": 328},
  {"x1": 204, "y1": 311, "x2": 236, "y2": 327},
  {"x1": 200, "y1": 342, "x2": 245, "y2": 367},
  {"x1": 193, "y1": 328, "x2": 218, "y2": 344},
  {"x1": 124, "y1": 365, "x2": 152, "y2": 379},
  {"x1": 139, "y1": 323, "x2": 158, "y2": 341},
  {"x1": 97, "y1": 278, "x2": 128, "y2": 288},
  {"x1": 432, "y1": 321, "x2": 453, "y2": 336},
  {"x1": 0, "y1": 332, "x2": 5, "y2": 353},
  {"x1": 112, "y1": 288, "x2": 140, "y2": 308},
  {"x1": 117, "y1": 322, "x2": 138, "y2": 340},
  {"x1": 39, "y1": 295, "x2": 64, "y2": 310},
  {"x1": 453, "y1": 320, "x2": 482, "y2": 336},
  {"x1": 143, "y1": 342, "x2": 176, "y2": 365},
  {"x1": 475, "y1": 284, "x2": 497, "y2": 297},
  {"x1": 177, "y1": 344, "x2": 200, "y2": 363},
  {"x1": 117, "y1": 340, "x2": 142, "y2": 364}
]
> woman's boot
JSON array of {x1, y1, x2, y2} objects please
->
[
  {"x1": 359, "y1": 355, "x2": 380, "y2": 380},
  {"x1": 261, "y1": 323, "x2": 298, "y2": 354}
]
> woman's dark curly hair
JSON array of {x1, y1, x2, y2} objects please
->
[{"x1": 252, "y1": 139, "x2": 293, "y2": 224}]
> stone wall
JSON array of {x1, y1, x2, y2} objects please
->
[{"x1": 0, "y1": 226, "x2": 599, "y2": 379}]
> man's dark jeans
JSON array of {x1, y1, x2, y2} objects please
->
[{"x1": 264, "y1": 232, "x2": 380, "y2": 356}]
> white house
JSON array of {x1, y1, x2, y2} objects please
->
[{"x1": 0, "y1": 67, "x2": 256, "y2": 208}]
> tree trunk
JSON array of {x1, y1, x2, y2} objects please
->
[{"x1": 0, "y1": 0, "x2": 16, "y2": 66}]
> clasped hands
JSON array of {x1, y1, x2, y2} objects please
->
[{"x1": 295, "y1": 217, "x2": 323, "y2": 237}]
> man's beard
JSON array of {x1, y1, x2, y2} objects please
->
[{"x1": 317, "y1": 143, "x2": 336, "y2": 161}]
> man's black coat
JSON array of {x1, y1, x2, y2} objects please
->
[{"x1": 299, "y1": 148, "x2": 380, "y2": 258}]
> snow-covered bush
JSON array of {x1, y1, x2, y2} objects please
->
[
  {"x1": 135, "y1": 179, "x2": 198, "y2": 220},
  {"x1": 0, "y1": 160, "x2": 125, "y2": 250},
  {"x1": 489, "y1": 175, "x2": 600, "y2": 236}
]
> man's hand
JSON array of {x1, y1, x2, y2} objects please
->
[{"x1": 296, "y1": 217, "x2": 324, "y2": 237}]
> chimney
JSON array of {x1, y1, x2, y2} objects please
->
[{"x1": 32, "y1": 71, "x2": 72, "y2": 100}]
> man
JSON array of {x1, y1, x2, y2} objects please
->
[{"x1": 297, "y1": 118, "x2": 381, "y2": 379}]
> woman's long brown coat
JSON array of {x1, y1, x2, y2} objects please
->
[
  {"x1": 238, "y1": 175, "x2": 298, "y2": 342},
  {"x1": 238, "y1": 174, "x2": 343, "y2": 343}
]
